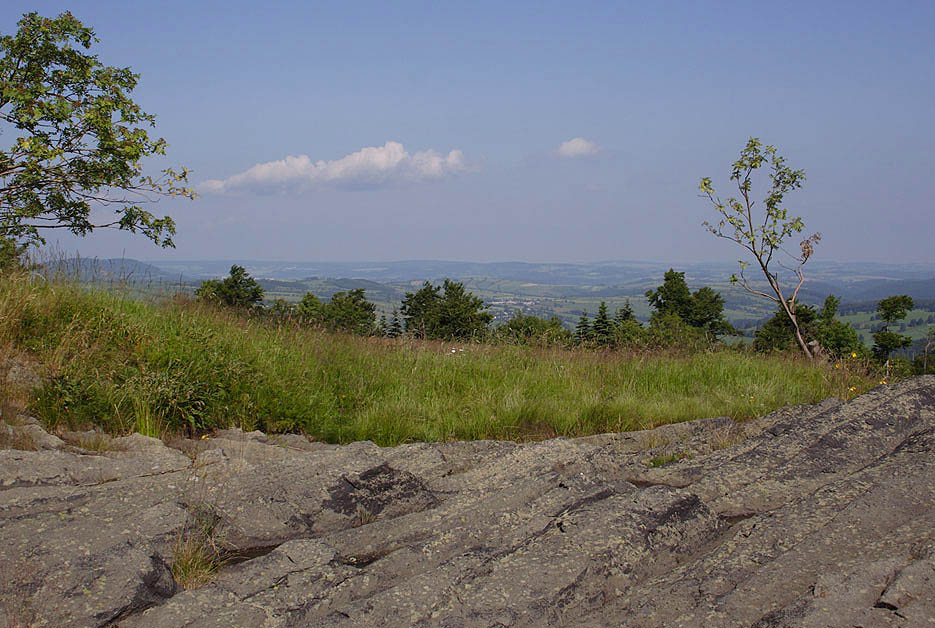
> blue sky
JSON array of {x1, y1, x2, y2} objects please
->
[{"x1": 4, "y1": 1, "x2": 934, "y2": 263}]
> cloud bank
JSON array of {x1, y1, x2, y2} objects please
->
[
  {"x1": 202, "y1": 141, "x2": 468, "y2": 193},
  {"x1": 554, "y1": 137, "x2": 601, "y2": 158}
]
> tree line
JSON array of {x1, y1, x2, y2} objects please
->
[{"x1": 195, "y1": 264, "x2": 933, "y2": 375}]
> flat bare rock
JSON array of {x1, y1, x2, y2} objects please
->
[{"x1": 1, "y1": 377, "x2": 933, "y2": 627}]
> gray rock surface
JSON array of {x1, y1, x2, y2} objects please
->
[{"x1": 1, "y1": 377, "x2": 933, "y2": 627}]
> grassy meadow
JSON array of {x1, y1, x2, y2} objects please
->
[{"x1": 0, "y1": 272, "x2": 877, "y2": 446}]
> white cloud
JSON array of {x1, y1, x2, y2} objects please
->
[
  {"x1": 554, "y1": 137, "x2": 601, "y2": 158},
  {"x1": 201, "y1": 141, "x2": 469, "y2": 193}
]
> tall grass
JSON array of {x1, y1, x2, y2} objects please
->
[{"x1": 0, "y1": 272, "x2": 876, "y2": 445}]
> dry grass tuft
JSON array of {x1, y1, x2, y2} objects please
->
[
  {"x1": 710, "y1": 424, "x2": 748, "y2": 451},
  {"x1": 170, "y1": 504, "x2": 226, "y2": 590}
]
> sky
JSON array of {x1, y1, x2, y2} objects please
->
[{"x1": 3, "y1": 0, "x2": 934, "y2": 264}]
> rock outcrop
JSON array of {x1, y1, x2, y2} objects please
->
[{"x1": 1, "y1": 377, "x2": 933, "y2": 627}]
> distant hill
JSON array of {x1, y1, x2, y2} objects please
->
[
  {"x1": 259, "y1": 277, "x2": 403, "y2": 303},
  {"x1": 41, "y1": 258, "x2": 191, "y2": 285},
  {"x1": 846, "y1": 278, "x2": 935, "y2": 302},
  {"x1": 147, "y1": 259, "x2": 935, "y2": 289}
]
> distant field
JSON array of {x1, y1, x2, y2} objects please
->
[
  {"x1": 0, "y1": 273, "x2": 876, "y2": 446},
  {"x1": 838, "y1": 308, "x2": 935, "y2": 344}
]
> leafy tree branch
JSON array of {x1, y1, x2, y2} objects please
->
[{"x1": 0, "y1": 11, "x2": 194, "y2": 250}]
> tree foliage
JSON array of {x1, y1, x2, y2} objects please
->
[
  {"x1": 872, "y1": 295, "x2": 914, "y2": 363},
  {"x1": 591, "y1": 301, "x2": 613, "y2": 346},
  {"x1": 321, "y1": 289, "x2": 376, "y2": 335},
  {"x1": 0, "y1": 12, "x2": 193, "y2": 249},
  {"x1": 297, "y1": 289, "x2": 377, "y2": 335},
  {"x1": 400, "y1": 281, "x2": 441, "y2": 338},
  {"x1": 497, "y1": 311, "x2": 571, "y2": 345},
  {"x1": 613, "y1": 300, "x2": 636, "y2": 327},
  {"x1": 195, "y1": 265, "x2": 264, "y2": 309},
  {"x1": 400, "y1": 280, "x2": 492, "y2": 340},
  {"x1": 645, "y1": 269, "x2": 734, "y2": 339},
  {"x1": 298, "y1": 292, "x2": 323, "y2": 321},
  {"x1": 645, "y1": 270, "x2": 692, "y2": 319},
  {"x1": 754, "y1": 295, "x2": 862, "y2": 358},
  {"x1": 574, "y1": 311, "x2": 592, "y2": 344},
  {"x1": 701, "y1": 138, "x2": 819, "y2": 357},
  {"x1": 387, "y1": 309, "x2": 402, "y2": 338}
]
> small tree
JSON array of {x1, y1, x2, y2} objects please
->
[
  {"x1": 591, "y1": 301, "x2": 613, "y2": 346},
  {"x1": 574, "y1": 311, "x2": 592, "y2": 344},
  {"x1": 645, "y1": 269, "x2": 692, "y2": 319},
  {"x1": 645, "y1": 269, "x2": 733, "y2": 339},
  {"x1": 685, "y1": 286, "x2": 736, "y2": 338},
  {"x1": 1, "y1": 12, "x2": 193, "y2": 250},
  {"x1": 700, "y1": 138, "x2": 820, "y2": 358},
  {"x1": 388, "y1": 309, "x2": 403, "y2": 338},
  {"x1": 400, "y1": 280, "x2": 491, "y2": 340},
  {"x1": 754, "y1": 295, "x2": 862, "y2": 358},
  {"x1": 872, "y1": 295, "x2": 914, "y2": 369},
  {"x1": 195, "y1": 265, "x2": 264, "y2": 308},
  {"x1": 814, "y1": 295, "x2": 863, "y2": 358},
  {"x1": 497, "y1": 311, "x2": 570, "y2": 346},
  {"x1": 613, "y1": 300, "x2": 636, "y2": 327},
  {"x1": 322, "y1": 289, "x2": 376, "y2": 335},
  {"x1": 400, "y1": 281, "x2": 441, "y2": 339},
  {"x1": 298, "y1": 292, "x2": 323, "y2": 322}
]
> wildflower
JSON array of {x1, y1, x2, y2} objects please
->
[
  {"x1": 834, "y1": 363, "x2": 841, "y2": 369},
  {"x1": 851, "y1": 352, "x2": 858, "y2": 358},
  {"x1": 879, "y1": 380, "x2": 887, "y2": 385},
  {"x1": 848, "y1": 386, "x2": 856, "y2": 392},
  {"x1": 200, "y1": 434, "x2": 208, "y2": 439}
]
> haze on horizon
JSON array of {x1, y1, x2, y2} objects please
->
[{"x1": 5, "y1": 1, "x2": 933, "y2": 265}]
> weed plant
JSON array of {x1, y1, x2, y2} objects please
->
[
  {"x1": 170, "y1": 503, "x2": 225, "y2": 590},
  {"x1": 0, "y1": 272, "x2": 877, "y2": 445}
]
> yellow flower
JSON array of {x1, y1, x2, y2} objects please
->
[
  {"x1": 848, "y1": 386, "x2": 856, "y2": 392},
  {"x1": 851, "y1": 352, "x2": 858, "y2": 358},
  {"x1": 834, "y1": 363, "x2": 841, "y2": 369},
  {"x1": 879, "y1": 380, "x2": 887, "y2": 385}
]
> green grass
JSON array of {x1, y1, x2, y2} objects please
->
[
  {"x1": 0, "y1": 272, "x2": 876, "y2": 445},
  {"x1": 647, "y1": 452, "x2": 691, "y2": 467}
]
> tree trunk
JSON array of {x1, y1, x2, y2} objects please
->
[
  {"x1": 777, "y1": 294, "x2": 813, "y2": 359},
  {"x1": 792, "y1": 320, "x2": 814, "y2": 359}
]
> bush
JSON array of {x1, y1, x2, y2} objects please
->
[
  {"x1": 195, "y1": 265, "x2": 264, "y2": 309},
  {"x1": 401, "y1": 280, "x2": 492, "y2": 340},
  {"x1": 496, "y1": 312, "x2": 571, "y2": 346}
]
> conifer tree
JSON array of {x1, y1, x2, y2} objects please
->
[
  {"x1": 400, "y1": 280, "x2": 491, "y2": 340},
  {"x1": 388, "y1": 309, "x2": 403, "y2": 338},
  {"x1": 575, "y1": 311, "x2": 592, "y2": 344},
  {"x1": 613, "y1": 300, "x2": 636, "y2": 327},
  {"x1": 592, "y1": 301, "x2": 613, "y2": 346}
]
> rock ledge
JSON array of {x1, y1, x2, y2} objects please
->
[{"x1": 1, "y1": 377, "x2": 933, "y2": 627}]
